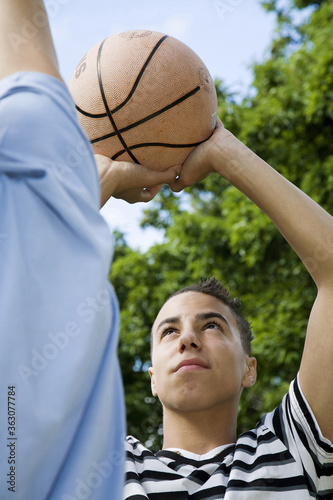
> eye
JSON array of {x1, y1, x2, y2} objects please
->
[
  {"x1": 160, "y1": 327, "x2": 177, "y2": 339},
  {"x1": 205, "y1": 320, "x2": 223, "y2": 331}
]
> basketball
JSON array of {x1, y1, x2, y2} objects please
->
[{"x1": 68, "y1": 30, "x2": 218, "y2": 170}]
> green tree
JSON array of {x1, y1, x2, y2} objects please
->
[{"x1": 111, "y1": 0, "x2": 333, "y2": 450}]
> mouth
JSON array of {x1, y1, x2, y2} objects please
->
[{"x1": 175, "y1": 358, "x2": 209, "y2": 373}]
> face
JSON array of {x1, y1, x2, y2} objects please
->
[{"x1": 149, "y1": 292, "x2": 256, "y2": 413}]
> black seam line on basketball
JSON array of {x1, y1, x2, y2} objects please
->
[
  {"x1": 91, "y1": 85, "x2": 201, "y2": 145},
  {"x1": 75, "y1": 35, "x2": 169, "y2": 119},
  {"x1": 75, "y1": 105, "x2": 107, "y2": 118},
  {"x1": 97, "y1": 38, "x2": 139, "y2": 163},
  {"x1": 111, "y1": 34, "x2": 169, "y2": 114},
  {"x1": 111, "y1": 141, "x2": 205, "y2": 161}
]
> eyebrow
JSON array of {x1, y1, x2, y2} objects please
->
[{"x1": 155, "y1": 311, "x2": 230, "y2": 333}]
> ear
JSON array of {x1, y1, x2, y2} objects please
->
[
  {"x1": 241, "y1": 356, "x2": 257, "y2": 388},
  {"x1": 148, "y1": 366, "x2": 158, "y2": 397}
]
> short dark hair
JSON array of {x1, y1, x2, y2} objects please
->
[{"x1": 151, "y1": 277, "x2": 253, "y2": 356}]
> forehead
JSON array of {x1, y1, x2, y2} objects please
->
[{"x1": 152, "y1": 291, "x2": 237, "y2": 333}]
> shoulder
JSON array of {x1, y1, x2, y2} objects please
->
[
  {"x1": 238, "y1": 376, "x2": 333, "y2": 468},
  {"x1": 125, "y1": 435, "x2": 154, "y2": 455},
  {"x1": 0, "y1": 72, "x2": 76, "y2": 121},
  {"x1": 288, "y1": 375, "x2": 333, "y2": 457},
  {"x1": 0, "y1": 72, "x2": 98, "y2": 195},
  {"x1": 0, "y1": 72, "x2": 78, "y2": 142}
]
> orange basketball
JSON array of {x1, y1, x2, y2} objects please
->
[{"x1": 68, "y1": 30, "x2": 218, "y2": 170}]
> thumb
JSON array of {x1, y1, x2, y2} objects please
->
[
  {"x1": 141, "y1": 184, "x2": 164, "y2": 201},
  {"x1": 140, "y1": 164, "x2": 181, "y2": 188}
]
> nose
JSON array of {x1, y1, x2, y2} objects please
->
[{"x1": 178, "y1": 329, "x2": 202, "y2": 353}]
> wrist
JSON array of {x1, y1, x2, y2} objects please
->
[
  {"x1": 211, "y1": 131, "x2": 252, "y2": 184},
  {"x1": 95, "y1": 155, "x2": 117, "y2": 206}
]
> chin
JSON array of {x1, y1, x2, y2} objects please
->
[{"x1": 163, "y1": 393, "x2": 215, "y2": 413}]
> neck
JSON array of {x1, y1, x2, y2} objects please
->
[{"x1": 162, "y1": 405, "x2": 237, "y2": 455}]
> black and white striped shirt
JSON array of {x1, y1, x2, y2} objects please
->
[{"x1": 124, "y1": 376, "x2": 333, "y2": 499}]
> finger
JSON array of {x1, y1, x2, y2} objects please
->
[
  {"x1": 169, "y1": 162, "x2": 211, "y2": 192},
  {"x1": 140, "y1": 164, "x2": 181, "y2": 188},
  {"x1": 146, "y1": 184, "x2": 163, "y2": 198},
  {"x1": 103, "y1": 160, "x2": 182, "y2": 203},
  {"x1": 169, "y1": 178, "x2": 186, "y2": 193},
  {"x1": 139, "y1": 184, "x2": 164, "y2": 202},
  {"x1": 114, "y1": 183, "x2": 164, "y2": 204},
  {"x1": 216, "y1": 117, "x2": 224, "y2": 129}
]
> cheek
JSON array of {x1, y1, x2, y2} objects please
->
[
  {"x1": 151, "y1": 371, "x2": 169, "y2": 401},
  {"x1": 150, "y1": 357, "x2": 165, "y2": 395},
  {"x1": 152, "y1": 364, "x2": 165, "y2": 388},
  {"x1": 212, "y1": 344, "x2": 247, "y2": 378}
]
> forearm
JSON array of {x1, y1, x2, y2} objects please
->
[
  {"x1": 213, "y1": 134, "x2": 333, "y2": 288},
  {"x1": 0, "y1": 0, "x2": 61, "y2": 81}
]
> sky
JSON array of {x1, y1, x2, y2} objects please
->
[{"x1": 48, "y1": 0, "x2": 278, "y2": 251}]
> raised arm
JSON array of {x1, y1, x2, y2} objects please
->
[
  {"x1": 0, "y1": 1, "x2": 179, "y2": 206},
  {"x1": 171, "y1": 120, "x2": 333, "y2": 441},
  {"x1": 0, "y1": 0, "x2": 61, "y2": 80}
]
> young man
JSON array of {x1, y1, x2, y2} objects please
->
[
  {"x1": 0, "y1": 2, "x2": 178, "y2": 499},
  {"x1": 123, "y1": 120, "x2": 333, "y2": 498}
]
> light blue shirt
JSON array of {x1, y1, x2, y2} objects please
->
[{"x1": 0, "y1": 72, "x2": 125, "y2": 499}]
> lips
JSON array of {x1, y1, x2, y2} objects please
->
[{"x1": 175, "y1": 358, "x2": 209, "y2": 373}]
